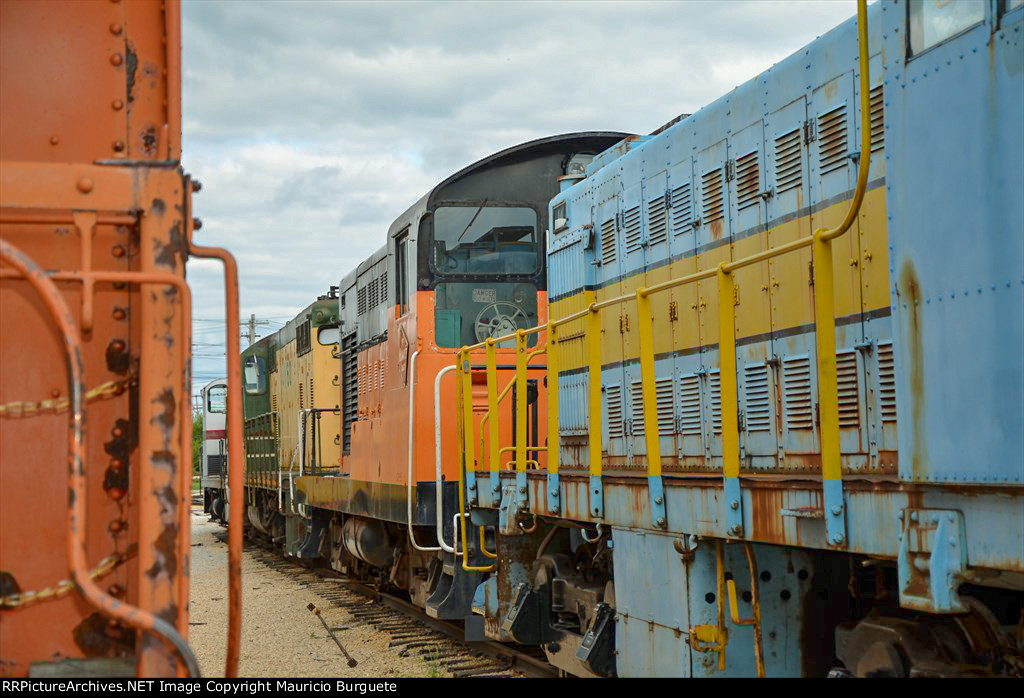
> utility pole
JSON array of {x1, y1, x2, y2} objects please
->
[{"x1": 243, "y1": 313, "x2": 270, "y2": 346}]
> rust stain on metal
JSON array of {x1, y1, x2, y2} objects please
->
[
  {"x1": 103, "y1": 415, "x2": 132, "y2": 494},
  {"x1": 151, "y1": 388, "x2": 176, "y2": 436},
  {"x1": 751, "y1": 487, "x2": 786, "y2": 543},
  {"x1": 0, "y1": 571, "x2": 21, "y2": 600},
  {"x1": 73, "y1": 612, "x2": 135, "y2": 658},
  {"x1": 140, "y1": 126, "x2": 159, "y2": 157},
  {"x1": 105, "y1": 339, "x2": 131, "y2": 375},
  {"x1": 153, "y1": 220, "x2": 184, "y2": 270},
  {"x1": 125, "y1": 43, "x2": 138, "y2": 105},
  {"x1": 898, "y1": 260, "x2": 926, "y2": 481}
]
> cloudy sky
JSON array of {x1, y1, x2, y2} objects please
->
[{"x1": 182, "y1": 0, "x2": 857, "y2": 394}]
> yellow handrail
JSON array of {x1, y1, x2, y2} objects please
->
[
  {"x1": 479, "y1": 526, "x2": 497, "y2": 558},
  {"x1": 457, "y1": 348, "x2": 495, "y2": 572},
  {"x1": 457, "y1": 0, "x2": 871, "y2": 546},
  {"x1": 725, "y1": 544, "x2": 766, "y2": 678}
]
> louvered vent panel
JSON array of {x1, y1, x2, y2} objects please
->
[
  {"x1": 630, "y1": 380, "x2": 645, "y2": 437},
  {"x1": 775, "y1": 128, "x2": 802, "y2": 193},
  {"x1": 735, "y1": 151, "x2": 760, "y2": 210},
  {"x1": 818, "y1": 105, "x2": 848, "y2": 175},
  {"x1": 299, "y1": 384, "x2": 304, "y2": 410},
  {"x1": 783, "y1": 356, "x2": 814, "y2": 430},
  {"x1": 600, "y1": 218, "x2": 617, "y2": 267},
  {"x1": 702, "y1": 168, "x2": 725, "y2": 224},
  {"x1": 606, "y1": 385, "x2": 624, "y2": 439},
  {"x1": 744, "y1": 363, "x2": 771, "y2": 432},
  {"x1": 357, "y1": 286, "x2": 367, "y2": 315},
  {"x1": 655, "y1": 377, "x2": 675, "y2": 436},
  {"x1": 379, "y1": 271, "x2": 387, "y2": 306},
  {"x1": 869, "y1": 85, "x2": 884, "y2": 152},
  {"x1": 207, "y1": 454, "x2": 224, "y2": 476},
  {"x1": 679, "y1": 375, "x2": 703, "y2": 436},
  {"x1": 623, "y1": 206, "x2": 642, "y2": 253},
  {"x1": 341, "y1": 332, "x2": 358, "y2": 453},
  {"x1": 647, "y1": 196, "x2": 668, "y2": 246},
  {"x1": 670, "y1": 182, "x2": 692, "y2": 236},
  {"x1": 836, "y1": 350, "x2": 860, "y2": 428},
  {"x1": 709, "y1": 370, "x2": 722, "y2": 435},
  {"x1": 309, "y1": 377, "x2": 314, "y2": 408},
  {"x1": 878, "y1": 341, "x2": 897, "y2": 423}
]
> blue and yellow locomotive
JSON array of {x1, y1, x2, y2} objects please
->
[{"x1": 444, "y1": 0, "x2": 1023, "y2": 677}]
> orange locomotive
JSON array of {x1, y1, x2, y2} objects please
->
[
  {"x1": 0, "y1": 0, "x2": 242, "y2": 678},
  {"x1": 241, "y1": 134, "x2": 625, "y2": 618}
]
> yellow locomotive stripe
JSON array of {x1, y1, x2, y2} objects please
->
[{"x1": 549, "y1": 185, "x2": 889, "y2": 372}]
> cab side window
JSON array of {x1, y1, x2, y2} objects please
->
[
  {"x1": 909, "y1": 0, "x2": 985, "y2": 56},
  {"x1": 396, "y1": 229, "x2": 410, "y2": 316}
]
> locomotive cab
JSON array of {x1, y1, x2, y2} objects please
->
[{"x1": 201, "y1": 377, "x2": 229, "y2": 521}]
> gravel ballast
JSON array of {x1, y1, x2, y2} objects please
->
[{"x1": 187, "y1": 506, "x2": 447, "y2": 678}]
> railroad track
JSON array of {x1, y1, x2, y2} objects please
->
[{"x1": 212, "y1": 527, "x2": 556, "y2": 678}]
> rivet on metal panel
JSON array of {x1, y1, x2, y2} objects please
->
[
  {"x1": 111, "y1": 245, "x2": 125, "y2": 258},
  {"x1": 112, "y1": 99, "x2": 124, "y2": 111},
  {"x1": 49, "y1": 136, "x2": 59, "y2": 146},
  {"x1": 109, "y1": 23, "x2": 122, "y2": 35},
  {"x1": 77, "y1": 178, "x2": 94, "y2": 194},
  {"x1": 110, "y1": 54, "x2": 123, "y2": 67},
  {"x1": 112, "y1": 141, "x2": 125, "y2": 152}
]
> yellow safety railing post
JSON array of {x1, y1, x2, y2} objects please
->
[
  {"x1": 636, "y1": 288, "x2": 667, "y2": 528},
  {"x1": 812, "y1": 0, "x2": 871, "y2": 548},
  {"x1": 725, "y1": 543, "x2": 766, "y2": 677},
  {"x1": 514, "y1": 330, "x2": 529, "y2": 509},
  {"x1": 456, "y1": 350, "x2": 494, "y2": 572},
  {"x1": 485, "y1": 339, "x2": 501, "y2": 507},
  {"x1": 460, "y1": 350, "x2": 479, "y2": 507},
  {"x1": 546, "y1": 322, "x2": 561, "y2": 514},
  {"x1": 587, "y1": 302, "x2": 604, "y2": 518},
  {"x1": 718, "y1": 266, "x2": 744, "y2": 537}
]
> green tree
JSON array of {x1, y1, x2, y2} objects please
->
[{"x1": 192, "y1": 413, "x2": 204, "y2": 475}]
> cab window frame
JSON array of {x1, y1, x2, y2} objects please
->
[
  {"x1": 427, "y1": 201, "x2": 542, "y2": 278},
  {"x1": 395, "y1": 227, "x2": 411, "y2": 316},
  {"x1": 243, "y1": 355, "x2": 267, "y2": 395},
  {"x1": 907, "y1": 0, "x2": 987, "y2": 60},
  {"x1": 206, "y1": 384, "x2": 227, "y2": 414}
]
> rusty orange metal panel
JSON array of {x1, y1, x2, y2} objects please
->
[{"x1": 0, "y1": 0, "x2": 218, "y2": 678}]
